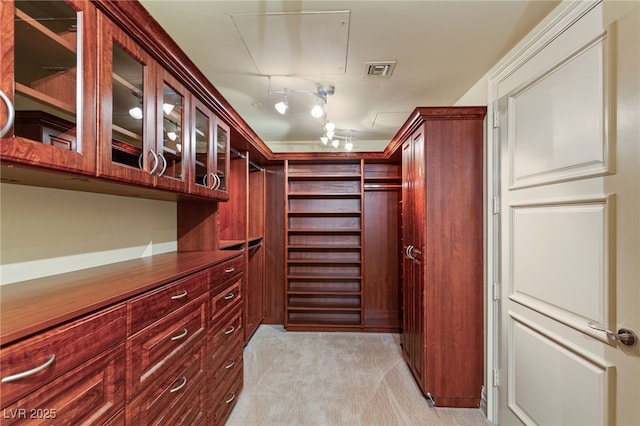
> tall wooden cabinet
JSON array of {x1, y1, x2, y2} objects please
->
[{"x1": 399, "y1": 107, "x2": 486, "y2": 408}]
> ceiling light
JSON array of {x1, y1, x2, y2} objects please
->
[
  {"x1": 275, "y1": 101, "x2": 288, "y2": 115},
  {"x1": 320, "y1": 136, "x2": 329, "y2": 145},
  {"x1": 167, "y1": 131, "x2": 178, "y2": 141},
  {"x1": 162, "y1": 103, "x2": 174, "y2": 115},
  {"x1": 345, "y1": 141, "x2": 353, "y2": 151},
  {"x1": 331, "y1": 139, "x2": 339, "y2": 148},
  {"x1": 311, "y1": 104, "x2": 324, "y2": 118},
  {"x1": 325, "y1": 122, "x2": 335, "y2": 132},
  {"x1": 326, "y1": 129, "x2": 335, "y2": 140},
  {"x1": 128, "y1": 106, "x2": 143, "y2": 120}
]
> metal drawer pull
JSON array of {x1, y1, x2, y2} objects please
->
[
  {"x1": 225, "y1": 359, "x2": 235, "y2": 369},
  {"x1": 170, "y1": 376, "x2": 187, "y2": 393},
  {"x1": 223, "y1": 293, "x2": 235, "y2": 300},
  {"x1": 1, "y1": 354, "x2": 56, "y2": 383},
  {"x1": 224, "y1": 267, "x2": 235, "y2": 273},
  {"x1": 0, "y1": 90, "x2": 15, "y2": 138},
  {"x1": 224, "y1": 326, "x2": 235, "y2": 335},
  {"x1": 171, "y1": 290, "x2": 188, "y2": 300},
  {"x1": 225, "y1": 392, "x2": 236, "y2": 404},
  {"x1": 171, "y1": 328, "x2": 189, "y2": 341}
]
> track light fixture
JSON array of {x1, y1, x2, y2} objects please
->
[{"x1": 268, "y1": 76, "x2": 334, "y2": 119}]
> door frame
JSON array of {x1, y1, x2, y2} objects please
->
[{"x1": 484, "y1": 1, "x2": 601, "y2": 423}]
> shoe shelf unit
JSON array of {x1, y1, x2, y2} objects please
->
[{"x1": 284, "y1": 160, "x2": 364, "y2": 330}]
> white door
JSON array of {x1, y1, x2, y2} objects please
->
[{"x1": 492, "y1": 1, "x2": 640, "y2": 424}]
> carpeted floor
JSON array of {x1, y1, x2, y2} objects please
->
[{"x1": 225, "y1": 325, "x2": 489, "y2": 426}]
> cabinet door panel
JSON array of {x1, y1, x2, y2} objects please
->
[
  {"x1": 0, "y1": 0, "x2": 97, "y2": 174},
  {"x1": 98, "y1": 15, "x2": 154, "y2": 186},
  {"x1": 154, "y1": 70, "x2": 189, "y2": 192}
]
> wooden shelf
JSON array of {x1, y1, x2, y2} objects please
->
[{"x1": 285, "y1": 160, "x2": 365, "y2": 330}]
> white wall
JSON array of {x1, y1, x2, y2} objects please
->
[{"x1": 0, "y1": 183, "x2": 177, "y2": 285}]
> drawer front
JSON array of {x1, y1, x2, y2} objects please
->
[
  {"x1": 210, "y1": 277, "x2": 242, "y2": 324},
  {"x1": 210, "y1": 350, "x2": 243, "y2": 403},
  {"x1": 210, "y1": 310, "x2": 242, "y2": 354},
  {"x1": 2, "y1": 343, "x2": 125, "y2": 425},
  {"x1": 127, "y1": 295, "x2": 207, "y2": 397},
  {"x1": 128, "y1": 344, "x2": 205, "y2": 425},
  {"x1": 210, "y1": 368, "x2": 243, "y2": 426},
  {"x1": 129, "y1": 269, "x2": 208, "y2": 334},
  {"x1": 164, "y1": 375, "x2": 207, "y2": 426},
  {"x1": 208, "y1": 327, "x2": 242, "y2": 371},
  {"x1": 0, "y1": 304, "x2": 126, "y2": 407},
  {"x1": 209, "y1": 255, "x2": 243, "y2": 288}
]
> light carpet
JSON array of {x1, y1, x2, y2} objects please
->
[{"x1": 225, "y1": 325, "x2": 489, "y2": 426}]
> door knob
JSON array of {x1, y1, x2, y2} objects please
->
[{"x1": 588, "y1": 322, "x2": 637, "y2": 347}]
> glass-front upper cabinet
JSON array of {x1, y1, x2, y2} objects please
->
[
  {"x1": 189, "y1": 96, "x2": 229, "y2": 199},
  {"x1": 98, "y1": 15, "x2": 155, "y2": 186},
  {"x1": 154, "y1": 72, "x2": 188, "y2": 192},
  {"x1": 215, "y1": 120, "x2": 230, "y2": 194},
  {"x1": 0, "y1": 0, "x2": 97, "y2": 174}
]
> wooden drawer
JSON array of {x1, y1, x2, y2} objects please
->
[
  {"x1": 210, "y1": 349, "x2": 243, "y2": 403},
  {"x1": 0, "y1": 304, "x2": 126, "y2": 407},
  {"x1": 1, "y1": 343, "x2": 125, "y2": 425},
  {"x1": 210, "y1": 368, "x2": 243, "y2": 426},
  {"x1": 210, "y1": 277, "x2": 242, "y2": 324},
  {"x1": 127, "y1": 295, "x2": 207, "y2": 398},
  {"x1": 208, "y1": 327, "x2": 243, "y2": 370},
  {"x1": 209, "y1": 309, "x2": 242, "y2": 354},
  {"x1": 209, "y1": 255, "x2": 243, "y2": 286},
  {"x1": 128, "y1": 344, "x2": 205, "y2": 425},
  {"x1": 128, "y1": 269, "x2": 208, "y2": 334}
]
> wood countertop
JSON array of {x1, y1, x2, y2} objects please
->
[{"x1": 0, "y1": 250, "x2": 242, "y2": 345}]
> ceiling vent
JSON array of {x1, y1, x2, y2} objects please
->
[{"x1": 364, "y1": 61, "x2": 396, "y2": 78}]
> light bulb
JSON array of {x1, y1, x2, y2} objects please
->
[
  {"x1": 320, "y1": 136, "x2": 329, "y2": 145},
  {"x1": 128, "y1": 106, "x2": 143, "y2": 120},
  {"x1": 325, "y1": 122, "x2": 335, "y2": 132},
  {"x1": 311, "y1": 104, "x2": 324, "y2": 118},
  {"x1": 167, "y1": 131, "x2": 177, "y2": 141},
  {"x1": 275, "y1": 101, "x2": 288, "y2": 115},
  {"x1": 326, "y1": 130, "x2": 335, "y2": 140},
  {"x1": 331, "y1": 139, "x2": 339, "y2": 148},
  {"x1": 345, "y1": 141, "x2": 353, "y2": 151},
  {"x1": 162, "y1": 103, "x2": 174, "y2": 115}
]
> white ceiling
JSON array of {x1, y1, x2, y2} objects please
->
[{"x1": 140, "y1": 0, "x2": 560, "y2": 153}]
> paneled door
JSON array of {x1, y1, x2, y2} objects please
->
[{"x1": 493, "y1": 2, "x2": 639, "y2": 424}]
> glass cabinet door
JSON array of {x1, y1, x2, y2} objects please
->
[
  {"x1": 190, "y1": 97, "x2": 214, "y2": 196},
  {"x1": 215, "y1": 121, "x2": 230, "y2": 193},
  {"x1": 99, "y1": 16, "x2": 154, "y2": 186},
  {"x1": 1, "y1": 0, "x2": 97, "y2": 173},
  {"x1": 155, "y1": 72, "x2": 188, "y2": 192}
]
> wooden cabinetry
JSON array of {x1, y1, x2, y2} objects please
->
[
  {"x1": 219, "y1": 150, "x2": 266, "y2": 342},
  {"x1": 399, "y1": 107, "x2": 485, "y2": 408},
  {"x1": 0, "y1": 251, "x2": 244, "y2": 424},
  {"x1": 1, "y1": 0, "x2": 248, "y2": 202},
  {"x1": 284, "y1": 160, "x2": 364, "y2": 330},
  {"x1": 363, "y1": 163, "x2": 402, "y2": 331},
  {"x1": 0, "y1": 0, "x2": 98, "y2": 174}
]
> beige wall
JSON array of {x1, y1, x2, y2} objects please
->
[{"x1": 0, "y1": 183, "x2": 176, "y2": 285}]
